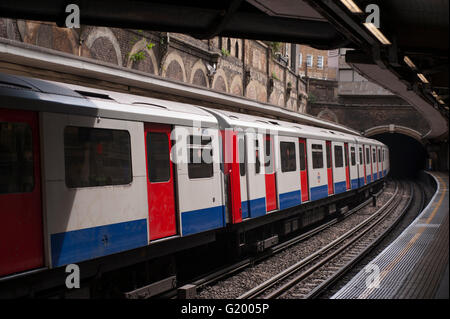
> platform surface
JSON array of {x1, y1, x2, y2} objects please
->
[{"x1": 332, "y1": 172, "x2": 449, "y2": 299}]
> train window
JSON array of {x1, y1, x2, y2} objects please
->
[
  {"x1": 280, "y1": 142, "x2": 296, "y2": 172},
  {"x1": 265, "y1": 137, "x2": 274, "y2": 174},
  {"x1": 147, "y1": 132, "x2": 170, "y2": 183},
  {"x1": 359, "y1": 147, "x2": 363, "y2": 164},
  {"x1": 64, "y1": 126, "x2": 132, "y2": 188},
  {"x1": 254, "y1": 139, "x2": 261, "y2": 174},
  {"x1": 239, "y1": 136, "x2": 246, "y2": 176},
  {"x1": 378, "y1": 149, "x2": 381, "y2": 163},
  {"x1": 372, "y1": 148, "x2": 376, "y2": 163},
  {"x1": 366, "y1": 148, "x2": 371, "y2": 164},
  {"x1": 383, "y1": 149, "x2": 385, "y2": 161},
  {"x1": 0, "y1": 122, "x2": 34, "y2": 194},
  {"x1": 334, "y1": 145, "x2": 343, "y2": 168},
  {"x1": 299, "y1": 142, "x2": 306, "y2": 171},
  {"x1": 187, "y1": 135, "x2": 214, "y2": 179},
  {"x1": 350, "y1": 147, "x2": 356, "y2": 166},
  {"x1": 311, "y1": 144, "x2": 324, "y2": 169}
]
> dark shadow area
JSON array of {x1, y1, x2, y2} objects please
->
[{"x1": 372, "y1": 133, "x2": 427, "y2": 179}]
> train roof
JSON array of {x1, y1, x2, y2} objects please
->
[
  {"x1": 0, "y1": 72, "x2": 387, "y2": 148},
  {"x1": 0, "y1": 72, "x2": 218, "y2": 128}
]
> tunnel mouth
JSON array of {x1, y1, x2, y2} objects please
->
[{"x1": 371, "y1": 133, "x2": 427, "y2": 179}]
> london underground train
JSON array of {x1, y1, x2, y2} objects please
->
[{"x1": 0, "y1": 72, "x2": 388, "y2": 297}]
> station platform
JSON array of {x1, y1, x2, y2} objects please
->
[{"x1": 332, "y1": 171, "x2": 449, "y2": 299}]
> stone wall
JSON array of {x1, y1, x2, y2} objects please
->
[{"x1": 0, "y1": 19, "x2": 307, "y2": 113}]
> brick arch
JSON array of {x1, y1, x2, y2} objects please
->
[
  {"x1": 189, "y1": 60, "x2": 209, "y2": 88},
  {"x1": 269, "y1": 91, "x2": 278, "y2": 105},
  {"x1": 317, "y1": 108, "x2": 339, "y2": 123},
  {"x1": 212, "y1": 69, "x2": 229, "y2": 93},
  {"x1": 126, "y1": 38, "x2": 158, "y2": 75},
  {"x1": 229, "y1": 75, "x2": 243, "y2": 96},
  {"x1": 277, "y1": 94, "x2": 284, "y2": 107},
  {"x1": 162, "y1": 52, "x2": 187, "y2": 82},
  {"x1": 364, "y1": 125, "x2": 424, "y2": 144},
  {"x1": 84, "y1": 27, "x2": 122, "y2": 66},
  {"x1": 245, "y1": 80, "x2": 258, "y2": 100}
]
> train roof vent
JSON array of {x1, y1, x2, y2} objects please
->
[
  {"x1": 256, "y1": 120, "x2": 268, "y2": 124},
  {"x1": 269, "y1": 121, "x2": 280, "y2": 125},
  {"x1": 293, "y1": 126, "x2": 303, "y2": 130},
  {"x1": 229, "y1": 115, "x2": 239, "y2": 119},
  {"x1": 329, "y1": 131, "x2": 336, "y2": 134},
  {"x1": 75, "y1": 90, "x2": 114, "y2": 100},
  {"x1": 132, "y1": 102, "x2": 168, "y2": 109}
]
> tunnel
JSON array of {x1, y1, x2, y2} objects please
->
[{"x1": 371, "y1": 133, "x2": 427, "y2": 179}]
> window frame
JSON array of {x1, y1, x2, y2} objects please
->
[
  {"x1": 63, "y1": 126, "x2": 133, "y2": 188},
  {"x1": 280, "y1": 141, "x2": 297, "y2": 173},
  {"x1": 311, "y1": 143, "x2": 324, "y2": 169},
  {"x1": 187, "y1": 135, "x2": 214, "y2": 180}
]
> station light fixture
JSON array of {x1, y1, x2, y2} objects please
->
[
  {"x1": 417, "y1": 73, "x2": 429, "y2": 84},
  {"x1": 403, "y1": 56, "x2": 417, "y2": 70},
  {"x1": 363, "y1": 22, "x2": 391, "y2": 45},
  {"x1": 340, "y1": 0, "x2": 363, "y2": 13}
]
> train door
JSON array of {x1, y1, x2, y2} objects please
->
[
  {"x1": 245, "y1": 134, "x2": 266, "y2": 218},
  {"x1": 360, "y1": 146, "x2": 366, "y2": 185},
  {"x1": 372, "y1": 147, "x2": 377, "y2": 180},
  {"x1": 238, "y1": 134, "x2": 249, "y2": 219},
  {"x1": 366, "y1": 146, "x2": 372, "y2": 183},
  {"x1": 325, "y1": 141, "x2": 334, "y2": 195},
  {"x1": 0, "y1": 109, "x2": 44, "y2": 277},
  {"x1": 145, "y1": 123, "x2": 177, "y2": 240},
  {"x1": 344, "y1": 143, "x2": 350, "y2": 189},
  {"x1": 264, "y1": 134, "x2": 277, "y2": 212},
  {"x1": 378, "y1": 147, "x2": 383, "y2": 177},
  {"x1": 299, "y1": 138, "x2": 309, "y2": 202}
]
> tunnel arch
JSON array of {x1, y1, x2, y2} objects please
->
[{"x1": 364, "y1": 125, "x2": 424, "y2": 145}]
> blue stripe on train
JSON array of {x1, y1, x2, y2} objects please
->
[
  {"x1": 181, "y1": 205, "x2": 225, "y2": 236},
  {"x1": 51, "y1": 218, "x2": 148, "y2": 267},
  {"x1": 351, "y1": 178, "x2": 359, "y2": 189},
  {"x1": 241, "y1": 200, "x2": 249, "y2": 219},
  {"x1": 279, "y1": 190, "x2": 301, "y2": 210},
  {"x1": 248, "y1": 197, "x2": 266, "y2": 218},
  {"x1": 310, "y1": 184, "x2": 328, "y2": 201},
  {"x1": 334, "y1": 181, "x2": 347, "y2": 194},
  {"x1": 358, "y1": 177, "x2": 365, "y2": 187},
  {"x1": 367, "y1": 175, "x2": 372, "y2": 183}
]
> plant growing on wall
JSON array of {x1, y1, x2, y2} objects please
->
[
  {"x1": 271, "y1": 71, "x2": 279, "y2": 81},
  {"x1": 221, "y1": 48, "x2": 230, "y2": 57},
  {"x1": 127, "y1": 31, "x2": 155, "y2": 63},
  {"x1": 269, "y1": 42, "x2": 281, "y2": 55}
]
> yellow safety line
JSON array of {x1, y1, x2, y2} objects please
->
[{"x1": 357, "y1": 174, "x2": 447, "y2": 299}]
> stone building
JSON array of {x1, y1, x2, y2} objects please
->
[{"x1": 0, "y1": 19, "x2": 308, "y2": 113}]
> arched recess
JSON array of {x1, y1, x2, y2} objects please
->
[
  {"x1": 364, "y1": 125, "x2": 424, "y2": 144},
  {"x1": 277, "y1": 94, "x2": 284, "y2": 107},
  {"x1": 126, "y1": 38, "x2": 158, "y2": 75},
  {"x1": 189, "y1": 60, "x2": 209, "y2": 88},
  {"x1": 84, "y1": 27, "x2": 122, "y2": 66},
  {"x1": 317, "y1": 108, "x2": 339, "y2": 123},
  {"x1": 161, "y1": 51, "x2": 187, "y2": 82},
  {"x1": 212, "y1": 68, "x2": 229, "y2": 93},
  {"x1": 245, "y1": 80, "x2": 258, "y2": 100},
  {"x1": 229, "y1": 75, "x2": 243, "y2": 96}
]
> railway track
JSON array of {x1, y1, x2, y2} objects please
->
[
  {"x1": 236, "y1": 180, "x2": 413, "y2": 299},
  {"x1": 167, "y1": 182, "x2": 390, "y2": 299}
]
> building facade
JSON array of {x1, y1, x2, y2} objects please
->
[{"x1": 0, "y1": 19, "x2": 308, "y2": 113}]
